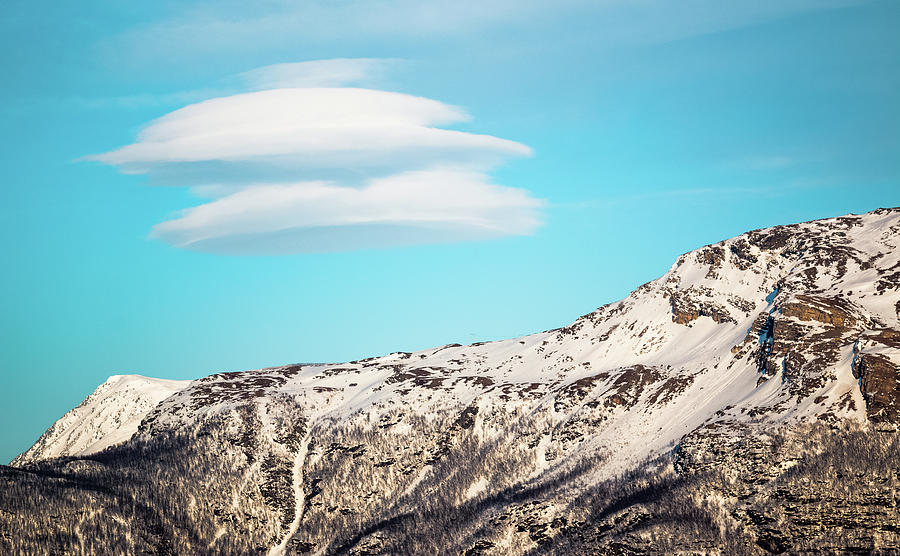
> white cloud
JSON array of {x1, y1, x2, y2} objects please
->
[
  {"x1": 100, "y1": 0, "x2": 862, "y2": 70},
  {"x1": 151, "y1": 169, "x2": 543, "y2": 254},
  {"x1": 240, "y1": 58, "x2": 400, "y2": 89},
  {"x1": 88, "y1": 88, "x2": 530, "y2": 172},
  {"x1": 89, "y1": 63, "x2": 541, "y2": 254},
  {"x1": 108, "y1": 0, "x2": 578, "y2": 57}
]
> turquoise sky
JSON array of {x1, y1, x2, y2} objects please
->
[{"x1": 2, "y1": 1, "x2": 898, "y2": 463}]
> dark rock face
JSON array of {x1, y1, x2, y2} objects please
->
[
  {"x1": 671, "y1": 423, "x2": 900, "y2": 555},
  {"x1": 854, "y1": 353, "x2": 899, "y2": 426},
  {"x1": 0, "y1": 417, "x2": 292, "y2": 555},
  {"x1": 668, "y1": 286, "x2": 737, "y2": 325},
  {"x1": 781, "y1": 295, "x2": 860, "y2": 329},
  {"x1": 5, "y1": 421, "x2": 897, "y2": 555}
]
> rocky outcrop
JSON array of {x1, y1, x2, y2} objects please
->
[
  {"x1": 668, "y1": 286, "x2": 738, "y2": 325},
  {"x1": 853, "y1": 353, "x2": 899, "y2": 426},
  {"x1": 673, "y1": 422, "x2": 900, "y2": 555},
  {"x1": 780, "y1": 295, "x2": 861, "y2": 329}
]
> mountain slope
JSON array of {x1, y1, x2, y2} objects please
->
[
  {"x1": 12, "y1": 375, "x2": 192, "y2": 466},
  {"x1": 3, "y1": 208, "x2": 899, "y2": 555}
]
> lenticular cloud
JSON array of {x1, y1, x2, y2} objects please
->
[
  {"x1": 87, "y1": 60, "x2": 542, "y2": 254},
  {"x1": 90, "y1": 88, "x2": 530, "y2": 172},
  {"x1": 151, "y1": 169, "x2": 543, "y2": 254}
]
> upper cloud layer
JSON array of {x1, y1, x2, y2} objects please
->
[
  {"x1": 100, "y1": 1, "x2": 861, "y2": 73},
  {"x1": 88, "y1": 88, "x2": 531, "y2": 174},
  {"x1": 88, "y1": 61, "x2": 542, "y2": 254},
  {"x1": 240, "y1": 58, "x2": 400, "y2": 89}
]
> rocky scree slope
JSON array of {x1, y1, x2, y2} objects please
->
[{"x1": 2, "y1": 208, "x2": 899, "y2": 555}]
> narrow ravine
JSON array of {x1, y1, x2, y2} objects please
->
[{"x1": 268, "y1": 433, "x2": 312, "y2": 556}]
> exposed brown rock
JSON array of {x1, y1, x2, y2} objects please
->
[
  {"x1": 868, "y1": 329, "x2": 900, "y2": 349},
  {"x1": 669, "y1": 288, "x2": 736, "y2": 325},
  {"x1": 729, "y1": 238, "x2": 758, "y2": 269},
  {"x1": 852, "y1": 354, "x2": 899, "y2": 425},
  {"x1": 554, "y1": 372, "x2": 611, "y2": 412},
  {"x1": 697, "y1": 245, "x2": 726, "y2": 278},
  {"x1": 645, "y1": 375, "x2": 694, "y2": 406},
  {"x1": 601, "y1": 365, "x2": 663, "y2": 410},
  {"x1": 696, "y1": 245, "x2": 725, "y2": 267},
  {"x1": 780, "y1": 295, "x2": 859, "y2": 329},
  {"x1": 876, "y1": 261, "x2": 900, "y2": 294},
  {"x1": 747, "y1": 225, "x2": 796, "y2": 251}
]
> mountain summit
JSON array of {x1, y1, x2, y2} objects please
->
[{"x1": 3, "y1": 208, "x2": 899, "y2": 554}]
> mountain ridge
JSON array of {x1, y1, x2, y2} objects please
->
[{"x1": 3, "y1": 207, "x2": 899, "y2": 555}]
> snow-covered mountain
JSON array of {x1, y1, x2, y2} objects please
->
[
  {"x1": 12, "y1": 375, "x2": 191, "y2": 466},
  {"x1": 3, "y1": 208, "x2": 899, "y2": 555}
]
